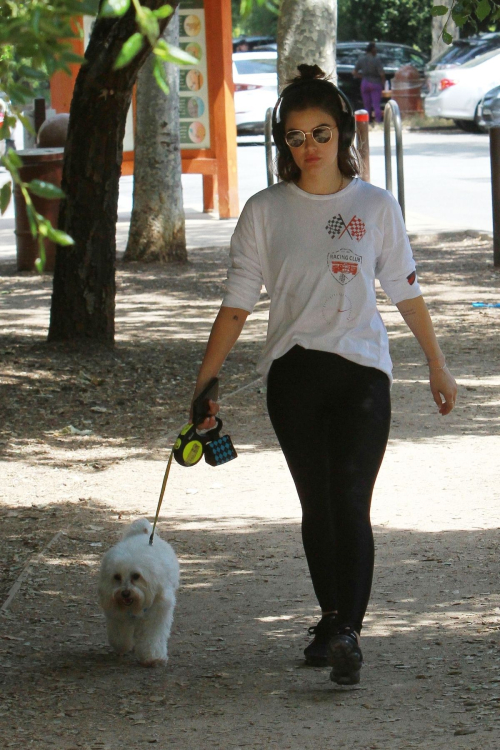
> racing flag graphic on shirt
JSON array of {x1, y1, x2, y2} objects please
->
[{"x1": 325, "y1": 214, "x2": 366, "y2": 242}]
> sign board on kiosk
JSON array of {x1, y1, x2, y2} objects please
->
[{"x1": 49, "y1": 0, "x2": 238, "y2": 219}]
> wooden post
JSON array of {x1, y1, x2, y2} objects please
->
[
  {"x1": 203, "y1": 174, "x2": 217, "y2": 212},
  {"x1": 205, "y1": 0, "x2": 238, "y2": 218}
]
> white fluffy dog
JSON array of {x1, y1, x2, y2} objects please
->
[{"x1": 98, "y1": 519, "x2": 179, "y2": 666}]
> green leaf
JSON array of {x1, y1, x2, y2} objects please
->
[
  {"x1": 27, "y1": 180, "x2": 65, "y2": 200},
  {"x1": 100, "y1": 0, "x2": 131, "y2": 17},
  {"x1": 114, "y1": 33, "x2": 144, "y2": 70},
  {"x1": 476, "y1": 0, "x2": 491, "y2": 21},
  {"x1": 34, "y1": 257, "x2": 45, "y2": 273},
  {"x1": 153, "y1": 59, "x2": 170, "y2": 95},
  {"x1": 17, "y1": 112, "x2": 35, "y2": 135},
  {"x1": 431, "y1": 5, "x2": 449, "y2": 16},
  {"x1": 45, "y1": 225, "x2": 74, "y2": 246},
  {"x1": 0, "y1": 182, "x2": 11, "y2": 215},
  {"x1": 451, "y1": 10, "x2": 468, "y2": 26},
  {"x1": 153, "y1": 4, "x2": 173, "y2": 18},
  {"x1": 18, "y1": 64, "x2": 48, "y2": 81},
  {"x1": 5, "y1": 151, "x2": 22, "y2": 169},
  {"x1": 153, "y1": 41, "x2": 198, "y2": 65},
  {"x1": 442, "y1": 29, "x2": 454, "y2": 44},
  {"x1": 137, "y1": 7, "x2": 160, "y2": 41},
  {"x1": 26, "y1": 206, "x2": 37, "y2": 238}
]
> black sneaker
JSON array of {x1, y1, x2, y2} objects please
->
[
  {"x1": 303, "y1": 613, "x2": 338, "y2": 667},
  {"x1": 327, "y1": 626, "x2": 363, "y2": 685}
]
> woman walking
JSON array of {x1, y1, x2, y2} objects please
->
[
  {"x1": 190, "y1": 65, "x2": 457, "y2": 686},
  {"x1": 354, "y1": 42, "x2": 386, "y2": 123}
]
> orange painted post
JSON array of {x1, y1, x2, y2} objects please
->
[
  {"x1": 204, "y1": 0, "x2": 238, "y2": 218},
  {"x1": 203, "y1": 174, "x2": 217, "y2": 212},
  {"x1": 50, "y1": 21, "x2": 84, "y2": 113}
]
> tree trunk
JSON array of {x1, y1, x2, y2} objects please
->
[
  {"x1": 432, "y1": 0, "x2": 459, "y2": 60},
  {"x1": 277, "y1": 0, "x2": 337, "y2": 91},
  {"x1": 48, "y1": 1, "x2": 179, "y2": 344},
  {"x1": 124, "y1": 9, "x2": 186, "y2": 263}
]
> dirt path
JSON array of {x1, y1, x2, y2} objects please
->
[{"x1": 1, "y1": 232, "x2": 500, "y2": 749}]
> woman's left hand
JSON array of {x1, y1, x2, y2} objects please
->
[{"x1": 429, "y1": 366, "x2": 458, "y2": 416}]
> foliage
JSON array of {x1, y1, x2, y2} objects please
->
[
  {"x1": 0, "y1": 1, "x2": 98, "y2": 267},
  {"x1": 231, "y1": 0, "x2": 278, "y2": 39},
  {"x1": 0, "y1": 0, "x2": 194, "y2": 270},
  {"x1": 432, "y1": 0, "x2": 500, "y2": 43},
  {"x1": 338, "y1": 0, "x2": 435, "y2": 55},
  {"x1": 234, "y1": 0, "x2": 499, "y2": 50}
]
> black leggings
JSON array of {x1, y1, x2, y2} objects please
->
[{"x1": 267, "y1": 345, "x2": 391, "y2": 633}]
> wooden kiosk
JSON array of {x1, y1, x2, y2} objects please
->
[{"x1": 50, "y1": 0, "x2": 238, "y2": 218}]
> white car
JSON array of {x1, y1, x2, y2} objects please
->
[
  {"x1": 232, "y1": 51, "x2": 278, "y2": 132},
  {"x1": 424, "y1": 47, "x2": 500, "y2": 132}
]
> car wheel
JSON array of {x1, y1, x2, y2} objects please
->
[{"x1": 453, "y1": 119, "x2": 482, "y2": 133}]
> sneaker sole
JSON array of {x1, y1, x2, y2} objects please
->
[{"x1": 327, "y1": 635, "x2": 363, "y2": 685}]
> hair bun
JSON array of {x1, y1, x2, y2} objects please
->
[{"x1": 293, "y1": 64, "x2": 328, "y2": 83}]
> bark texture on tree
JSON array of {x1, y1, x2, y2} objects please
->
[
  {"x1": 124, "y1": 10, "x2": 186, "y2": 263},
  {"x1": 277, "y1": 0, "x2": 337, "y2": 91},
  {"x1": 432, "y1": 0, "x2": 459, "y2": 60},
  {"x1": 48, "y1": 1, "x2": 179, "y2": 344}
]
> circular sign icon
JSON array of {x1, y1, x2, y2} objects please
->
[
  {"x1": 185, "y1": 42, "x2": 202, "y2": 61},
  {"x1": 184, "y1": 14, "x2": 201, "y2": 37},
  {"x1": 187, "y1": 96, "x2": 205, "y2": 118},
  {"x1": 188, "y1": 121, "x2": 206, "y2": 144},
  {"x1": 186, "y1": 69, "x2": 203, "y2": 92}
]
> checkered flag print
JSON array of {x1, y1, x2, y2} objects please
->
[
  {"x1": 325, "y1": 214, "x2": 346, "y2": 238},
  {"x1": 344, "y1": 215, "x2": 366, "y2": 241}
]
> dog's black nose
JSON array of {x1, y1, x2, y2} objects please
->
[{"x1": 122, "y1": 590, "x2": 131, "y2": 598}]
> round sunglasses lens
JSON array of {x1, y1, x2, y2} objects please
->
[
  {"x1": 313, "y1": 127, "x2": 332, "y2": 143},
  {"x1": 286, "y1": 131, "x2": 305, "y2": 148}
]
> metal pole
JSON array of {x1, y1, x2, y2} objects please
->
[
  {"x1": 354, "y1": 109, "x2": 370, "y2": 182},
  {"x1": 489, "y1": 126, "x2": 500, "y2": 267},
  {"x1": 264, "y1": 107, "x2": 274, "y2": 187},
  {"x1": 383, "y1": 99, "x2": 405, "y2": 221}
]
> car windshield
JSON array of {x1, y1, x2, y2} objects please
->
[
  {"x1": 462, "y1": 47, "x2": 500, "y2": 68},
  {"x1": 376, "y1": 47, "x2": 426, "y2": 69},
  {"x1": 234, "y1": 59, "x2": 277, "y2": 75},
  {"x1": 337, "y1": 47, "x2": 365, "y2": 65}
]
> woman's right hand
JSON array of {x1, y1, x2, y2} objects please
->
[{"x1": 189, "y1": 394, "x2": 220, "y2": 431}]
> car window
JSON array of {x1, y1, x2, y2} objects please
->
[
  {"x1": 461, "y1": 47, "x2": 500, "y2": 68},
  {"x1": 234, "y1": 59, "x2": 277, "y2": 75},
  {"x1": 337, "y1": 47, "x2": 365, "y2": 65}
]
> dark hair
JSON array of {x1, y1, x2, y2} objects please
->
[
  {"x1": 366, "y1": 42, "x2": 376, "y2": 53},
  {"x1": 274, "y1": 64, "x2": 361, "y2": 183}
]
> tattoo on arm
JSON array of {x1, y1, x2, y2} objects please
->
[{"x1": 232, "y1": 315, "x2": 239, "y2": 321}]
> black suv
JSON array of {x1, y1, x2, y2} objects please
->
[
  {"x1": 251, "y1": 41, "x2": 428, "y2": 111},
  {"x1": 336, "y1": 42, "x2": 428, "y2": 110}
]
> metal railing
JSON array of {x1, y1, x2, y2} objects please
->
[
  {"x1": 264, "y1": 107, "x2": 274, "y2": 186},
  {"x1": 383, "y1": 99, "x2": 405, "y2": 220}
]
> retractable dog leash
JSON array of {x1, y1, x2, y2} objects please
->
[{"x1": 149, "y1": 378, "x2": 237, "y2": 545}]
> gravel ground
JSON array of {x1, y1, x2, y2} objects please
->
[{"x1": 1, "y1": 231, "x2": 500, "y2": 749}]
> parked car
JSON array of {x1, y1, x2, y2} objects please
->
[
  {"x1": 425, "y1": 32, "x2": 500, "y2": 73},
  {"x1": 477, "y1": 84, "x2": 500, "y2": 128},
  {"x1": 422, "y1": 32, "x2": 500, "y2": 97},
  {"x1": 252, "y1": 41, "x2": 428, "y2": 112},
  {"x1": 336, "y1": 42, "x2": 428, "y2": 111},
  {"x1": 232, "y1": 36, "x2": 275, "y2": 53},
  {"x1": 232, "y1": 51, "x2": 278, "y2": 133},
  {"x1": 424, "y1": 47, "x2": 500, "y2": 132}
]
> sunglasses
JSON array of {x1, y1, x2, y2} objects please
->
[{"x1": 285, "y1": 125, "x2": 337, "y2": 148}]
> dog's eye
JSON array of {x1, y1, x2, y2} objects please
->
[
  {"x1": 131, "y1": 573, "x2": 141, "y2": 581},
  {"x1": 113, "y1": 574, "x2": 121, "y2": 582}
]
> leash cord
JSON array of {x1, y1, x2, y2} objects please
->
[{"x1": 149, "y1": 448, "x2": 174, "y2": 545}]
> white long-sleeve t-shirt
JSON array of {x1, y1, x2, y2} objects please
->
[{"x1": 221, "y1": 177, "x2": 422, "y2": 382}]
